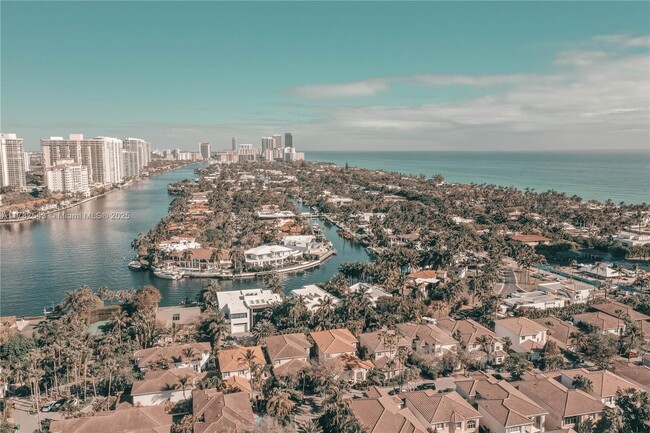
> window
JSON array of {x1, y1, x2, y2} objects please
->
[
  {"x1": 230, "y1": 313, "x2": 247, "y2": 319},
  {"x1": 172, "y1": 313, "x2": 180, "y2": 321},
  {"x1": 507, "y1": 428, "x2": 520, "y2": 433},
  {"x1": 467, "y1": 420, "x2": 476, "y2": 429},
  {"x1": 563, "y1": 416, "x2": 578, "y2": 426},
  {"x1": 455, "y1": 422, "x2": 463, "y2": 429},
  {"x1": 435, "y1": 423, "x2": 445, "y2": 430}
]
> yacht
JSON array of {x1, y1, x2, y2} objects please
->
[
  {"x1": 153, "y1": 267, "x2": 183, "y2": 280},
  {"x1": 128, "y1": 260, "x2": 142, "y2": 270}
]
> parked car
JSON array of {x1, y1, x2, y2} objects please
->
[
  {"x1": 51, "y1": 399, "x2": 67, "y2": 411},
  {"x1": 415, "y1": 383, "x2": 436, "y2": 391},
  {"x1": 41, "y1": 401, "x2": 56, "y2": 412}
]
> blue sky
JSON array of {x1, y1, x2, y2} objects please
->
[{"x1": 2, "y1": 1, "x2": 648, "y2": 151}]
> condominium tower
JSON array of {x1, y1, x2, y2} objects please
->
[{"x1": 0, "y1": 133, "x2": 26, "y2": 188}]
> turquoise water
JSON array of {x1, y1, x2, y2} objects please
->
[
  {"x1": 307, "y1": 151, "x2": 650, "y2": 204},
  {"x1": 0, "y1": 165, "x2": 369, "y2": 317}
]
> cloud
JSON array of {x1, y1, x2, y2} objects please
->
[
  {"x1": 289, "y1": 79, "x2": 389, "y2": 99},
  {"x1": 593, "y1": 34, "x2": 650, "y2": 47},
  {"x1": 408, "y1": 73, "x2": 531, "y2": 87}
]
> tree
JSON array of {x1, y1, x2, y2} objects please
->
[
  {"x1": 298, "y1": 419, "x2": 323, "y2": 433},
  {"x1": 504, "y1": 353, "x2": 532, "y2": 380},
  {"x1": 572, "y1": 375, "x2": 593, "y2": 393},
  {"x1": 540, "y1": 340, "x2": 564, "y2": 371},
  {"x1": 617, "y1": 388, "x2": 650, "y2": 433},
  {"x1": 177, "y1": 375, "x2": 191, "y2": 401},
  {"x1": 171, "y1": 415, "x2": 194, "y2": 433},
  {"x1": 580, "y1": 333, "x2": 618, "y2": 370},
  {"x1": 593, "y1": 408, "x2": 624, "y2": 433},
  {"x1": 266, "y1": 390, "x2": 295, "y2": 425}
]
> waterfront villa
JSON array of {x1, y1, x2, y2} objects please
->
[
  {"x1": 216, "y1": 289, "x2": 282, "y2": 334},
  {"x1": 289, "y1": 285, "x2": 340, "y2": 312},
  {"x1": 244, "y1": 245, "x2": 302, "y2": 268},
  {"x1": 171, "y1": 248, "x2": 231, "y2": 271},
  {"x1": 159, "y1": 235, "x2": 201, "y2": 252},
  {"x1": 494, "y1": 318, "x2": 547, "y2": 359},
  {"x1": 281, "y1": 235, "x2": 316, "y2": 249},
  {"x1": 255, "y1": 210, "x2": 296, "y2": 219}
]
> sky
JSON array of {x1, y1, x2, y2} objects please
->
[{"x1": 1, "y1": 1, "x2": 649, "y2": 152}]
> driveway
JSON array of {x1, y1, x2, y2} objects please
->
[{"x1": 9, "y1": 398, "x2": 62, "y2": 432}]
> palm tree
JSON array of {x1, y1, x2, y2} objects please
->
[
  {"x1": 298, "y1": 419, "x2": 323, "y2": 433},
  {"x1": 177, "y1": 375, "x2": 191, "y2": 401},
  {"x1": 266, "y1": 390, "x2": 295, "y2": 424}
]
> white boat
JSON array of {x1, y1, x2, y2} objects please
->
[
  {"x1": 153, "y1": 268, "x2": 183, "y2": 280},
  {"x1": 128, "y1": 260, "x2": 142, "y2": 270}
]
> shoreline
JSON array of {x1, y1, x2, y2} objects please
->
[{"x1": 0, "y1": 163, "x2": 195, "y2": 225}]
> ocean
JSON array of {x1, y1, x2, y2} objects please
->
[{"x1": 307, "y1": 150, "x2": 650, "y2": 204}]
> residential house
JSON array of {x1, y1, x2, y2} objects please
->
[
  {"x1": 159, "y1": 235, "x2": 201, "y2": 252},
  {"x1": 572, "y1": 312, "x2": 626, "y2": 336},
  {"x1": 494, "y1": 318, "x2": 548, "y2": 359},
  {"x1": 244, "y1": 245, "x2": 302, "y2": 268},
  {"x1": 264, "y1": 333, "x2": 311, "y2": 377},
  {"x1": 556, "y1": 368, "x2": 642, "y2": 407},
  {"x1": 193, "y1": 389, "x2": 255, "y2": 433},
  {"x1": 311, "y1": 328, "x2": 357, "y2": 361},
  {"x1": 171, "y1": 248, "x2": 230, "y2": 271},
  {"x1": 349, "y1": 393, "x2": 428, "y2": 433},
  {"x1": 437, "y1": 318, "x2": 507, "y2": 365},
  {"x1": 517, "y1": 376, "x2": 606, "y2": 430},
  {"x1": 217, "y1": 346, "x2": 266, "y2": 380},
  {"x1": 406, "y1": 270, "x2": 441, "y2": 288},
  {"x1": 456, "y1": 376, "x2": 547, "y2": 433},
  {"x1": 133, "y1": 342, "x2": 211, "y2": 372},
  {"x1": 500, "y1": 291, "x2": 566, "y2": 313},
  {"x1": 155, "y1": 306, "x2": 201, "y2": 328},
  {"x1": 509, "y1": 235, "x2": 551, "y2": 246},
  {"x1": 289, "y1": 285, "x2": 340, "y2": 312},
  {"x1": 216, "y1": 289, "x2": 282, "y2": 334},
  {"x1": 349, "y1": 282, "x2": 392, "y2": 305},
  {"x1": 130, "y1": 367, "x2": 199, "y2": 406},
  {"x1": 50, "y1": 405, "x2": 172, "y2": 433},
  {"x1": 397, "y1": 322, "x2": 458, "y2": 357},
  {"x1": 590, "y1": 301, "x2": 650, "y2": 324},
  {"x1": 281, "y1": 235, "x2": 315, "y2": 249},
  {"x1": 579, "y1": 263, "x2": 619, "y2": 280},
  {"x1": 537, "y1": 282, "x2": 594, "y2": 305},
  {"x1": 359, "y1": 329, "x2": 411, "y2": 378},
  {"x1": 531, "y1": 317, "x2": 580, "y2": 351},
  {"x1": 402, "y1": 390, "x2": 483, "y2": 433}
]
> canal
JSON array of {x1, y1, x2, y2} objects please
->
[{"x1": 0, "y1": 164, "x2": 369, "y2": 316}]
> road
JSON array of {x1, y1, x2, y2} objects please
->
[
  {"x1": 8, "y1": 398, "x2": 62, "y2": 433},
  {"x1": 499, "y1": 269, "x2": 522, "y2": 297}
]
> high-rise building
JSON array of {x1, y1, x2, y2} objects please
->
[
  {"x1": 261, "y1": 137, "x2": 274, "y2": 151},
  {"x1": 0, "y1": 133, "x2": 26, "y2": 188},
  {"x1": 199, "y1": 142, "x2": 211, "y2": 160},
  {"x1": 45, "y1": 159, "x2": 90, "y2": 196},
  {"x1": 41, "y1": 134, "x2": 125, "y2": 185},
  {"x1": 124, "y1": 138, "x2": 151, "y2": 173},
  {"x1": 272, "y1": 134, "x2": 282, "y2": 149},
  {"x1": 285, "y1": 133, "x2": 293, "y2": 148},
  {"x1": 232, "y1": 137, "x2": 237, "y2": 151}
]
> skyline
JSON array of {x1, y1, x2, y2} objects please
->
[{"x1": 1, "y1": 2, "x2": 649, "y2": 151}]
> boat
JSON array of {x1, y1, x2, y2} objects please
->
[
  {"x1": 337, "y1": 229, "x2": 353, "y2": 240},
  {"x1": 128, "y1": 260, "x2": 142, "y2": 270},
  {"x1": 153, "y1": 267, "x2": 183, "y2": 280}
]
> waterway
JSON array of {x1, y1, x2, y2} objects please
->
[{"x1": 0, "y1": 164, "x2": 369, "y2": 317}]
